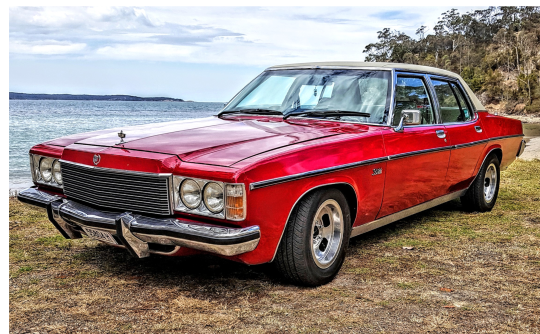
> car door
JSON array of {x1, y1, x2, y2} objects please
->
[
  {"x1": 377, "y1": 73, "x2": 451, "y2": 218},
  {"x1": 429, "y1": 77, "x2": 488, "y2": 193}
]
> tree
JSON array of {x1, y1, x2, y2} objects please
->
[{"x1": 362, "y1": 6, "x2": 540, "y2": 113}]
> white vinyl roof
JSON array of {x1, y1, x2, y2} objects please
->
[{"x1": 267, "y1": 62, "x2": 485, "y2": 111}]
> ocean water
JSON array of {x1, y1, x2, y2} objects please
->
[{"x1": 9, "y1": 100, "x2": 223, "y2": 190}]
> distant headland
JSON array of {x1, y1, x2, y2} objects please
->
[{"x1": 9, "y1": 92, "x2": 185, "y2": 102}]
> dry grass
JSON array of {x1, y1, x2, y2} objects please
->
[{"x1": 9, "y1": 160, "x2": 540, "y2": 333}]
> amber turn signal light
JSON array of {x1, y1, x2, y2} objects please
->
[{"x1": 225, "y1": 184, "x2": 246, "y2": 221}]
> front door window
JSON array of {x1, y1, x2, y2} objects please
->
[{"x1": 392, "y1": 77, "x2": 435, "y2": 125}]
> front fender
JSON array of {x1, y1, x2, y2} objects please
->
[{"x1": 236, "y1": 161, "x2": 386, "y2": 265}]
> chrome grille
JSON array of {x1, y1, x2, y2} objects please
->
[{"x1": 61, "y1": 161, "x2": 172, "y2": 216}]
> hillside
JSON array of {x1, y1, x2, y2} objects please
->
[{"x1": 363, "y1": 6, "x2": 540, "y2": 115}]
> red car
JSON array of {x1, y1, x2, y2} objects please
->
[{"x1": 18, "y1": 62, "x2": 526, "y2": 286}]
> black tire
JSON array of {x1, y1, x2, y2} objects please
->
[
  {"x1": 461, "y1": 153, "x2": 501, "y2": 212},
  {"x1": 274, "y1": 188, "x2": 351, "y2": 286}
]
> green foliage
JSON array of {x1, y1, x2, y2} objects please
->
[
  {"x1": 364, "y1": 6, "x2": 540, "y2": 112},
  {"x1": 484, "y1": 69, "x2": 504, "y2": 99},
  {"x1": 461, "y1": 66, "x2": 485, "y2": 91}
]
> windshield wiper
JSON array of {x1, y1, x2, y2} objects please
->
[
  {"x1": 283, "y1": 110, "x2": 371, "y2": 120},
  {"x1": 218, "y1": 109, "x2": 283, "y2": 117}
]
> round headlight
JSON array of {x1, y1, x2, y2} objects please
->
[
  {"x1": 39, "y1": 157, "x2": 53, "y2": 182},
  {"x1": 52, "y1": 160, "x2": 62, "y2": 185},
  {"x1": 180, "y1": 179, "x2": 201, "y2": 209},
  {"x1": 203, "y1": 182, "x2": 224, "y2": 213}
]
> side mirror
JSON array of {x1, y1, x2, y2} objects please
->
[{"x1": 394, "y1": 110, "x2": 421, "y2": 132}]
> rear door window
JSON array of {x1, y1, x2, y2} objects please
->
[{"x1": 432, "y1": 79, "x2": 472, "y2": 123}]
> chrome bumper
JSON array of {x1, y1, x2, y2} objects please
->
[{"x1": 17, "y1": 187, "x2": 260, "y2": 258}]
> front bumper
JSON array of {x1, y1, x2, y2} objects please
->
[{"x1": 18, "y1": 187, "x2": 260, "y2": 258}]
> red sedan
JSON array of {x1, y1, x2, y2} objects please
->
[{"x1": 18, "y1": 62, "x2": 525, "y2": 286}]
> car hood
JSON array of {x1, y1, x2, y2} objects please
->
[{"x1": 47, "y1": 116, "x2": 360, "y2": 167}]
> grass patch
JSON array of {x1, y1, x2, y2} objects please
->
[
  {"x1": 375, "y1": 256, "x2": 398, "y2": 264},
  {"x1": 9, "y1": 160, "x2": 540, "y2": 333},
  {"x1": 17, "y1": 266, "x2": 33, "y2": 273},
  {"x1": 346, "y1": 267, "x2": 370, "y2": 275},
  {"x1": 383, "y1": 238, "x2": 433, "y2": 248},
  {"x1": 36, "y1": 235, "x2": 72, "y2": 249},
  {"x1": 396, "y1": 281, "x2": 418, "y2": 290}
]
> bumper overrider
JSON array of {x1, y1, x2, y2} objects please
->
[{"x1": 17, "y1": 187, "x2": 260, "y2": 258}]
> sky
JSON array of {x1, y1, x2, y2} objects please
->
[{"x1": 9, "y1": 6, "x2": 489, "y2": 102}]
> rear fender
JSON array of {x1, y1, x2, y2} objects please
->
[{"x1": 472, "y1": 145, "x2": 502, "y2": 179}]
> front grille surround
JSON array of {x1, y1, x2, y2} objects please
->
[{"x1": 61, "y1": 160, "x2": 173, "y2": 216}]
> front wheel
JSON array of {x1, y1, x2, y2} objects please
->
[
  {"x1": 461, "y1": 153, "x2": 501, "y2": 212},
  {"x1": 274, "y1": 188, "x2": 351, "y2": 286}
]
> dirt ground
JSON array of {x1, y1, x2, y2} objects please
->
[{"x1": 9, "y1": 160, "x2": 540, "y2": 333}]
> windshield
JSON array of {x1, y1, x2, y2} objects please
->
[{"x1": 222, "y1": 69, "x2": 392, "y2": 124}]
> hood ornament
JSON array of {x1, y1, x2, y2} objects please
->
[
  {"x1": 93, "y1": 154, "x2": 101, "y2": 165},
  {"x1": 117, "y1": 130, "x2": 126, "y2": 145}
]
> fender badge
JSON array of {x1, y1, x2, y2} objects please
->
[
  {"x1": 117, "y1": 130, "x2": 126, "y2": 145},
  {"x1": 372, "y1": 168, "x2": 382, "y2": 176},
  {"x1": 93, "y1": 154, "x2": 101, "y2": 166}
]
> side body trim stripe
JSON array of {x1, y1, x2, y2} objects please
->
[
  {"x1": 388, "y1": 145, "x2": 451, "y2": 160},
  {"x1": 453, "y1": 139, "x2": 489, "y2": 149},
  {"x1": 249, "y1": 157, "x2": 388, "y2": 190},
  {"x1": 249, "y1": 134, "x2": 523, "y2": 191}
]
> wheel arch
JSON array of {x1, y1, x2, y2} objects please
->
[
  {"x1": 270, "y1": 182, "x2": 358, "y2": 262},
  {"x1": 474, "y1": 146, "x2": 502, "y2": 176},
  {"x1": 491, "y1": 148, "x2": 502, "y2": 165},
  {"x1": 470, "y1": 146, "x2": 502, "y2": 188}
]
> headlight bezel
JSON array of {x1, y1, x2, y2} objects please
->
[
  {"x1": 39, "y1": 157, "x2": 53, "y2": 182},
  {"x1": 203, "y1": 182, "x2": 224, "y2": 214},
  {"x1": 173, "y1": 176, "x2": 245, "y2": 221},
  {"x1": 30, "y1": 154, "x2": 63, "y2": 189},
  {"x1": 180, "y1": 178, "x2": 202, "y2": 209},
  {"x1": 52, "y1": 159, "x2": 63, "y2": 185}
]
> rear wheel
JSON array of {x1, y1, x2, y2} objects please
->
[
  {"x1": 274, "y1": 189, "x2": 351, "y2": 286},
  {"x1": 461, "y1": 153, "x2": 500, "y2": 212}
]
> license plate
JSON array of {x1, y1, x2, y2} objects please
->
[{"x1": 82, "y1": 227, "x2": 118, "y2": 245}]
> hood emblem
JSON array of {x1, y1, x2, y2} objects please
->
[
  {"x1": 117, "y1": 130, "x2": 126, "y2": 145},
  {"x1": 93, "y1": 154, "x2": 101, "y2": 166}
]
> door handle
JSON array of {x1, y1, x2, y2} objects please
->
[
  {"x1": 436, "y1": 130, "x2": 446, "y2": 139},
  {"x1": 475, "y1": 126, "x2": 482, "y2": 133}
]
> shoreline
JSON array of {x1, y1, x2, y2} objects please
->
[{"x1": 496, "y1": 113, "x2": 540, "y2": 124}]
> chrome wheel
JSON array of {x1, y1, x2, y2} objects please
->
[
  {"x1": 311, "y1": 199, "x2": 344, "y2": 269},
  {"x1": 483, "y1": 163, "x2": 497, "y2": 203}
]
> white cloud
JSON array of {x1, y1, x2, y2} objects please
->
[
  {"x1": 10, "y1": 6, "x2": 488, "y2": 65},
  {"x1": 10, "y1": 40, "x2": 86, "y2": 55},
  {"x1": 95, "y1": 43, "x2": 197, "y2": 60}
]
